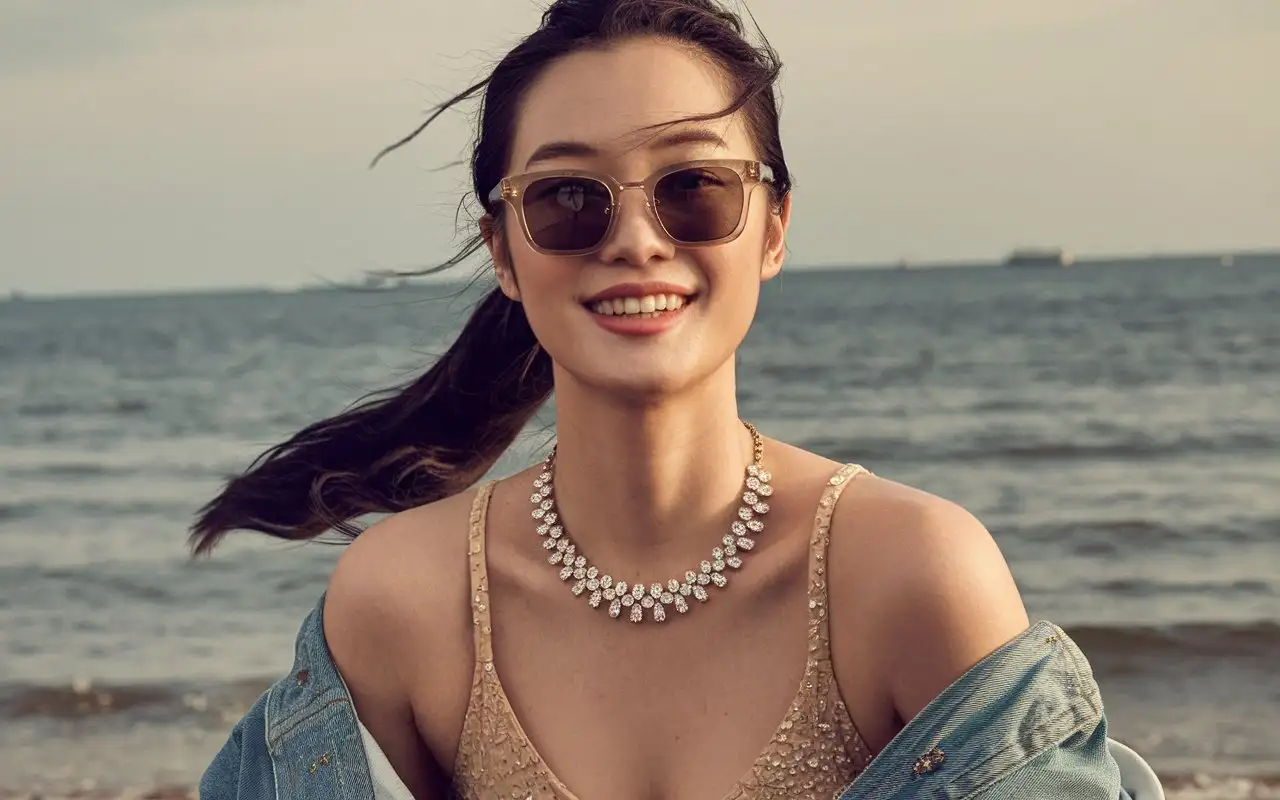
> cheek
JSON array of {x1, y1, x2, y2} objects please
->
[
  {"x1": 506, "y1": 246, "x2": 581, "y2": 331},
  {"x1": 700, "y1": 250, "x2": 761, "y2": 322},
  {"x1": 502, "y1": 219, "x2": 548, "y2": 289},
  {"x1": 713, "y1": 219, "x2": 771, "y2": 285}
]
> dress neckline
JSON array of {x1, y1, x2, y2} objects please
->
[{"x1": 456, "y1": 462, "x2": 872, "y2": 800}]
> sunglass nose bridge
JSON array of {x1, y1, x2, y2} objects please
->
[{"x1": 611, "y1": 180, "x2": 656, "y2": 215}]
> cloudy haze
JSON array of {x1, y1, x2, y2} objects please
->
[{"x1": 2, "y1": 0, "x2": 1277, "y2": 295}]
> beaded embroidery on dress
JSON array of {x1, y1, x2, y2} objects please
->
[{"x1": 450, "y1": 464, "x2": 874, "y2": 800}]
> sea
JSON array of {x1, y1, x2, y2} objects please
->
[{"x1": 1, "y1": 254, "x2": 1278, "y2": 798}]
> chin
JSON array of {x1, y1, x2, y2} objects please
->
[
  {"x1": 557, "y1": 356, "x2": 713, "y2": 404},
  {"x1": 577, "y1": 369, "x2": 693, "y2": 402}
]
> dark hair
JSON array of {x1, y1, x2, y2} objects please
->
[{"x1": 189, "y1": 0, "x2": 792, "y2": 554}]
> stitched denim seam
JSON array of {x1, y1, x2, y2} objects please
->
[
  {"x1": 1057, "y1": 626, "x2": 1104, "y2": 718},
  {"x1": 949, "y1": 702, "x2": 1098, "y2": 800},
  {"x1": 267, "y1": 695, "x2": 352, "y2": 751},
  {"x1": 263, "y1": 684, "x2": 282, "y2": 800}
]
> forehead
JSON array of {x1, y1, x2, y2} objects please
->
[{"x1": 509, "y1": 37, "x2": 752, "y2": 171}]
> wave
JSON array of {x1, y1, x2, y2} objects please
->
[
  {"x1": 1008, "y1": 517, "x2": 1189, "y2": 544},
  {"x1": 967, "y1": 431, "x2": 1280, "y2": 462},
  {"x1": 997, "y1": 517, "x2": 1279, "y2": 553},
  {"x1": 0, "y1": 462, "x2": 227, "y2": 481},
  {"x1": 8, "y1": 462, "x2": 114, "y2": 479},
  {"x1": 16, "y1": 398, "x2": 151, "y2": 418},
  {"x1": 1162, "y1": 773, "x2": 1280, "y2": 798},
  {"x1": 42, "y1": 499, "x2": 191, "y2": 516},
  {"x1": 0, "y1": 502, "x2": 36, "y2": 523},
  {"x1": 0, "y1": 677, "x2": 267, "y2": 724},
  {"x1": 811, "y1": 429, "x2": 1280, "y2": 465},
  {"x1": 1065, "y1": 620, "x2": 1280, "y2": 661},
  {"x1": 1088, "y1": 578, "x2": 1274, "y2": 598},
  {"x1": 0, "y1": 499, "x2": 197, "y2": 527}
]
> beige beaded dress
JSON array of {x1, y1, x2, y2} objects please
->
[{"x1": 449, "y1": 463, "x2": 873, "y2": 799}]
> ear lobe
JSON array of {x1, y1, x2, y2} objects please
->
[
  {"x1": 760, "y1": 193, "x2": 791, "y2": 282},
  {"x1": 482, "y1": 215, "x2": 522, "y2": 301}
]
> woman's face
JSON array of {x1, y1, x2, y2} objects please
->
[{"x1": 489, "y1": 37, "x2": 789, "y2": 400}]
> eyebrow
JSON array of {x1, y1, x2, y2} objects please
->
[{"x1": 523, "y1": 126, "x2": 729, "y2": 169}]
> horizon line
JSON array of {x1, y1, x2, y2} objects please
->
[{"x1": 5, "y1": 246, "x2": 1278, "y2": 303}]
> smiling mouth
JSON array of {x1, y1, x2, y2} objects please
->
[{"x1": 587, "y1": 292, "x2": 692, "y2": 318}]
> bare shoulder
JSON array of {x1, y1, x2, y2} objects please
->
[
  {"x1": 324, "y1": 487, "x2": 483, "y2": 791},
  {"x1": 326, "y1": 487, "x2": 479, "y2": 662},
  {"x1": 826, "y1": 472, "x2": 1029, "y2": 736}
]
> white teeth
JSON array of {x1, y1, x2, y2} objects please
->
[{"x1": 590, "y1": 293, "x2": 689, "y2": 317}]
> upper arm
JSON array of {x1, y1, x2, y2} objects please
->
[
  {"x1": 829, "y1": 477, "x2": 1029, "y2": 739},
  {"x1": 325, "y1": 493, "x2": 478, "y2": 799},
  {"x1": 875, "y1": 494, "x2": 1029, "y2": 721}
]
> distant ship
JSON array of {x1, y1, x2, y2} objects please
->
[
  {"x1": 322, "y1": 272, "x2": 414, "y2": 292},
  {"x1": 1004, "y1": 247, "x2": 1075, "y2": 268}
]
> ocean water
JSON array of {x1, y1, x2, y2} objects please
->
[{"x1": 1, "y1": 255, "x2": 1278, "y2": 796}]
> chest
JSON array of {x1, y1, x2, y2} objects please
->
[{"x1": 460, "y1": 551, "x2": 845, "y2": 800}]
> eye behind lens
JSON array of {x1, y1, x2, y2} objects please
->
[
  {"x1": 523, "y1": 175, "x2": 613, "y2": 252},
  {"x1": 654, "y1": 166, "x2": 744, "y2": 244}
]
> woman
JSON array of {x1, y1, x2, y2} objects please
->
[{"x1": 194, "y1": 0, "x2": 1128, "y2": 798}]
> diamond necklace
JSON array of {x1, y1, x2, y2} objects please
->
[{"x1": 530, "y1": 421, "x2": 772, "y2": 624}]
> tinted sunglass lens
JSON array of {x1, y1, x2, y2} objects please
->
[
  {"x1": 523, "y1": 177, "x2": 612, "y2": 252},
  {"x1": 653, "y1": 166, "x2": 744, "y2": 243}
]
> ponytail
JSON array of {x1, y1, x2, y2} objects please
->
[{"x1": 189, "y1": 288, "x2": 553, "y2": 554}]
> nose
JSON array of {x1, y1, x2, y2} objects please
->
[{"x1": 595, "y1": 184, "x2": 676, "y2": 267}]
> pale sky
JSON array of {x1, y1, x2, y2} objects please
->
[{"x1": 2, "y1": 0, "x2": 1277, "y2": 296}]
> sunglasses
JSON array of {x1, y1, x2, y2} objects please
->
[{"x1": 486, "y1": 159, "x2": 775, "y2": 256}]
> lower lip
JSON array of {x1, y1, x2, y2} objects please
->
[{"x1": 586, "y1": 303, "x2": 690, "y2": 336}]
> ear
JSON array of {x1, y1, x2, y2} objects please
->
[
  {"x1": 481, "y1": 215, "x2": 521, "y2": 302},
  {"x1": 760, "y1": 192, "x2": 791, "y2": 283}
]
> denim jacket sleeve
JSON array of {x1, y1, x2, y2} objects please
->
[
  {"x1": 200, "y1": 689, "x2": 278, "y2": 800},
  {"x1": 837, "y1": 621, "x2": 1130, "y2": 800},
  {"x1": 200, "y1": 597, "x2": 374, "y2": 800}
]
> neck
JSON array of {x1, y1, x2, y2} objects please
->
[{"x1": 547, "y1": 366, "x2": 756, "y2": 571}]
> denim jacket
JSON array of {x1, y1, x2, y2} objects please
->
[{"x1": 200, "y1": 596, "x2": 1130, "y2": 799}]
